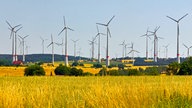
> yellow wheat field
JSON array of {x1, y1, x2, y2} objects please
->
[{"x1": 1, "y1": 76, "x2": 192, "y2": 108}]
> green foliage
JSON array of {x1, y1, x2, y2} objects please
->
[
  {"x1": 167, "y1": 62, "x2": 180, "y2": 75},
  {"x1": 126, "y1": 69, "x2": 142, "y2": 76},
  {"x1": 178, "y1": 57, "x2": 192, "y2": 75},
  {"x1": 98, "y1": 68, "x2": 107, "y2": 76},
  {"x1": 24, "y1": 64, "x2": 45, "y2": 76},
  {"x1": 93, "y1": 63, "x2": 102, "y2": 68},
  {"x1": 118, "y1": 64, "x2": 125, "y2": 70},
  {"x1": 54, "y1": 64, "x2": 70, "y2": 75},
  {"x1": 0, "y1": 59, "x2": 11, "y2": 66},
  {"x1": 82, "y1": 72, "x2": 94, "y2": 76},
  {"x1": 144, "y1": 67, "x2": 160, "y2": 76},
  {"x1": 72, "y1": 61, "x2": 79, "y2": 67},
  {"x1": 70, "y1": 68, "x2": 83, "y2": 76},
  {"x1": 107, "y1": 70, "x2": 119, "y2": 76}
]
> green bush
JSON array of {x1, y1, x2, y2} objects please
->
[
  {"x1": 82, "y1": 72, "x2": 94, "y2": 76},
  {"x1": 54, "y1": 64, "x2": 70, "y2": 75},
  {"x1": 178, "y1": 57, "x2": 192, "y2": 75},
  {"x1": 167, "y1": 62, "x2": 180, "y2": 75},
  {"x1": 108, "y1": 70, "x2": 119, "y2": 76},
  {"x1": 144, "y1": 67, "x2": 160, "y2": 75},
  {"x1": 127, "y1": 69, "x2": 142, "y2": 76},
  {"x1": 118, "y1": 64, "x2": 125, "y2": 70},
  {"x1": 98, "y1": 67, "x2": 107, "y2": 76},
  {"x1": 70, "y1": 67, "x2": 83, "y2": 76},
  {"x1": 93, "y1": 63, "x2": 102, "y2": 68},
  {"x1": 72, "y1": 61, "x2": 79, "y2": 67},
  {"x1": 24, "y1": 64, "x2": 45, "y2": 76}
]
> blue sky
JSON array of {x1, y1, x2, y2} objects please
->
[{"x1": 0, "y1": 0, "x2": 192, "y2": 59}]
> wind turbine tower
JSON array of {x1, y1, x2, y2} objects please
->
[
  {"x1": 58, "y1": 16, "x2": 74, "y2": 66},
  {"x1": 95, "y1": 25, "x2": 105, "y2": 63},
  {"x1": 71, "y1": 39, "x2": 79, "y2": 61},
  {"x1": 88, "y1": 37, "x2": 96, "y2": 61},
  {"x1": 6, "y1": 21, "x2": 22, "y2": 63},
  {"x1": 183, "y1": 44, "x2": 192, "y2": 57},
  {"x1": 167, "y1": 13, "x2": 188, "y2": 63},
  {"x1": 18, "y1": 35, "x2": 29, "y2": 62},
  {"x1": 97, "y1": 16, "x2": 115, "y2": 67},
  {"x1": 141, "y1": 28, "x2": 151, "y2": 60},
  {"x1": 149, "y1": 26, "x2": 160, "y2": 62}
]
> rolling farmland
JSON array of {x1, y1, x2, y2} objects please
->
[{"x1": 1, "y1": 76, "x2": 192, "y2": 107}]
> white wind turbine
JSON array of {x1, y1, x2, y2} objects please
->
[
  {"x1": 58, "y1": 16, "x2": 74, "y2": 66},
  {"x1": 6, "y1": 21, "x2": 22, "y2": 62},
  {"x1": 163, "y1": 44, "x2": 169, "y2": 59},
  {"x1": 47, "y1": 34, "x2": 59, "y2": 66},
  {"x1": 88, "y1": 37, "x2": 96, "y2": 61},
  {"x1": 119, "y1": 40, "x2": 125, "y2": 59},
  {"x1": 141, "y1": 28, "x2": 152, "y2": 60},
  {"x1": 97, "y1": 16, "x2": 115, "y2": 67},
  {"x1": 71, "y1": 39, "x2": 79, "y2": 61},
  {"x1": 95, "y1": 25, "x2": 105, "y2": 63},
  {"x1": 40, "y1": 37, "x2": 47, "y2": 54},
  {"x1": 18, "y1": 35, "x2": 29, "y2": 62},
  {"x1": 167, "y1": 13, "x2": 188, "y2": 63},
  {"x1": 183, "y1": 44, "x2": 192, "y2": 57},
  {"x1": 127, "y1": 43, "x2": 140, "y2": 65}
]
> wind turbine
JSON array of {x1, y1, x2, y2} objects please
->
[
  {"x1": 119, "y1": 40, "x2": 125, "y2": 59},
  {"x1": 141, "y1": 28, "x2": 151, "y2": 60},
  {"x1": 96, "y1": 15, "x2": 115, "y2": 67},
  {"x1": 149, "y1": 26, "x2": 160, "y2": 62},
  {"x1": 127, "y1": 45, "x2": 140, "y2": 65},
  {"x1": 183, "y1": 44, "x2": 192, "y2": 57},
  {"x1": 163, "y1": 44, "x2": 169, "y2": 59},
  {"x1": 6, "y1": 21, "x2": 22, "y2": 62},
  {"x1": 88, "y1": 37, "x2": 96, "y2": 61},
  {"x1": 58, "y1": 16, "x2": 74, "y2": 66},
  {"x1": 71, "y1": 39, "x2": 79, "y2": 61},
  {"x1": 40, "y1": 37, "x2": 47, "y2": 54},
  {"x1": 167, "y1": 13, "x2": 188, "y2": 63},
  {"x1": 18, "y1": 35, "x2": 29, "y2": 62},
  {"x1": 95, "y1": 25, "x2": 105, "y2": 63},
  {"x1": 47, "y1": 34, "x2": 59, "y2": 66}
]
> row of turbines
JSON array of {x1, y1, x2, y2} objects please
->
[{"x1": 5, "y1": 13, "x2": 191, "y2": 66}]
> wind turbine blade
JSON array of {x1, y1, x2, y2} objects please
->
[
  {"x1": 58, "y1": 28, "x2": 65, "y2": 36},
  {"x1": 47, "y1": 43, "x2": 53, "y2": 48},
  {"x1": 155, "y1": 26, "x2": 160, "y2": 32},
  {"x1": 178, "y1": 13, "x2": 188, "y2": 22},
  {"x1": 18, "y1": 35, "x2": 22, "y2": 39},
  {"x1": 23, "y1": 35, "x2": 29, "y2": 39},
  {"x1": 100, "y1": 33, "x2": 106, "y2": 35},
  {"x1": 189, "y1": 46, "x2": 192, "y2": 49},
  {"x1": 6, "y1": 21, "x2": 12, "y2": 28},
  {"x1": 67, "y1": 27, "x2": 74, "y2": 31},
  {"x1": 51, "y1": 35, "x2": 53, "y2": 42},
  {"x1": 13, "y1": 24, "x2": 22, "y2": 29},
  {"x1": 128, "y1": 50, "x2": 133, "y2": 55},
  {"x1": 166, "y1": 16, "x2": 178, "y2": 22},
  {"x1": 183, "y1": 44, "x2": 188, "y2": 48},
  {"x1": 107, "y1": 15, "x2": 115, "y2": 25},
  {"x1": 63, "y1": 16, "x2": 66, "y2": 27},
  {"x1": 15, "y1": 27, "x2": 22, "y2": 33},
  {"x1": 96, "y1": 23, "x2": 106, "y2": 26},
  {"x1": 96, "y1": 25, "x2": 99, "y2": 33},
  {"x1": 107, "y1": 27, "x2": 112, "y2": 37}
]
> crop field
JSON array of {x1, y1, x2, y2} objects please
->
[{"x1": 1, "y1": 76, "x2": 192, "y2": 107}]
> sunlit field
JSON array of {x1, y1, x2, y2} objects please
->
[{"x1": 1, "y1": 76, "x2": 192, "y2": 107}]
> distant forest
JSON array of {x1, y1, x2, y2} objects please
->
[{"x1": 0, "y1": 54, "x2": 186, "y2": 66}]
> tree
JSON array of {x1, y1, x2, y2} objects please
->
[
  {"x1": 54, "y1": 64, "x2": 70, "y2": 75},
  {"x1": 144, "y1": 67, "x2": 160, "y2": 76},
  {"x1": 24, "y1": 64, "x2": 45, "y2": 76},
  {"x1": 70, "y1": 67, "x2": 83, "y2": 76},
  {"x1": 178, "y1": 57, "x2": 192, "y2": 75},
  {"x1": 167, "y1": 62, "x2": 180, "y2": 75}
]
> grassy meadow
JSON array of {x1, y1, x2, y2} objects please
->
[{"x1": 1, "y1": 76, "x2": 192, "y2": 107}]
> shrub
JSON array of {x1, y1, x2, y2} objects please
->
[
  {"x1": 98, "y1": 67, "x2": 107, "y2": 76},
  {"x1": 93, "y1": 63, "x2": 102, "y2": 68},
  {"x1": 127, "y1": 69, "x2": 142, "y2": 76},
  {"x1": 54, "y1": 64, "x2": 70, "y2": 75},
  {"x1": 24, "y1": 64, "x2": 45, "y2": 76},
  {"x1": 82, "y1": 72, "x2": 94, "y2": 76},
  {"x1": 70, "y1": 67, "x2": 83, "y2": 76},
  {"x1": 144, "y1": 67, "x2": 160, "y2": 75},
  {"x1": 108, "y1": 70, "x2": 119, "y2": 76},
  {"x1": 118, "y1": 64, "x2": 125, "y2": 70},
  {"x1": 72, "y1": 61, "x2": 79, "y2": 67},
  {"x1": 178, "y1": 57, "x2": 192, "y2": 75},
  {"x1": 167, "y1": 62, "x2": 180, "y2": 75}
]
